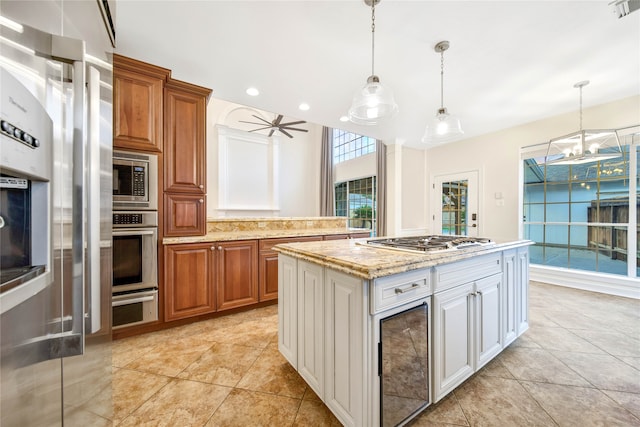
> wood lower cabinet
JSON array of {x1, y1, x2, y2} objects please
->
[
  {"x1": 323, "y1": 232, "x2": 370, "y2": 240},
  {"x1": 164, "y1": 239, "x2": 258, "y2": 321},
  {"x1": 164, "y1": 193, "x2": 206, "y2": 236},
  {"x1": 259, "y1": 236, "x2": 322, "y2": 302},
  {"x1": 113, "y1": 54, "x2": 169, "y2": 152},
  {"x1": 216, "y1": 240, "x2": 259, "y2": 311},
  {"x1": 164, "y1": 243, "x2": 216, "y2": 321}
]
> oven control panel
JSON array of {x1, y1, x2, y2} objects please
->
[{"x1": 112, "y1": 210, "x2": 158, "y2": 228}]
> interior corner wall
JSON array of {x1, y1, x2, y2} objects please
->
[
  {"x1": 424, "y1": 95, "x2": 640, "y2": 242},
  {"x1": 205, "y1": 98, "x2": 321, "y2": 218}
]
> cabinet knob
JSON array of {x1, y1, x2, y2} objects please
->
[
  {"x1": 199, "y1": 184, "x2": 204, "y2": 189},
  {"x1": 199, "y1": 199, "x2": 204, "y2": 203},
  {"x1": 210, "y1": 246, "x2": 216, "y2": 251},
  {"x1": 218, "y1": 246, "x2": 222, "y2": 251}
]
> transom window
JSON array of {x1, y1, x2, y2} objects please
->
[{"x1": 333, "y1": 128, "x2": 376, "y2": 164}]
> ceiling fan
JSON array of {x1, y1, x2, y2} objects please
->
[{"x1": 239, "y1": 114, "x2": 308, "y2": 138}]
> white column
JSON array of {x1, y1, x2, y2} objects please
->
[{"x1": 385, "y1": 139, "x2": 404, "y2": 236}]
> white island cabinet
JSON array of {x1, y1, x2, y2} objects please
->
[{"x1": 276, "y1": 240, "x2": 531, "y2": 427}]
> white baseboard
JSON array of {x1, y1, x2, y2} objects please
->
[{"x1": 530, "y1": 265, "x2": 640, "y2": 299}]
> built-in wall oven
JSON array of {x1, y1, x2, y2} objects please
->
[{"x1": 112, "y1": 150, "x2": 159, "y2": 329}]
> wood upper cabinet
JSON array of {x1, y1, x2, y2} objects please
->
[
  {"x1": 113, "y1": 55, "x2": 169, "y2": 152},
  {"x1": 216, "y1": 240, "x2": 258, "y2": 311},
  {"x1": 164, "y1": 243, "x2": 216, "y2": 321},
  {"x1": 164, "y1": 80, "x2": 210, "y2": 193}
]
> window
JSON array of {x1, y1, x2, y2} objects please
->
[
  {"x1": 335, "y1": 177, "x2": 376, "y2": 233},
  {"x1": 333, "y1": 128, "x2": 376, "y2": 164},
  {"x1": 522, "y1": 132, "x2": 638, "y2": 277}
]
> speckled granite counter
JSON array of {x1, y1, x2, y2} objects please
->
[
  {"x1": 273, "y1": 238, "x2": 533, "y2": 280},
  {"x1": 162, "y1": 217, "x2": 370, "y2": 245}
]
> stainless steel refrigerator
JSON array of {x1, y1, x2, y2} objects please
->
[{"x1": 0, "y1": 1, "x2": 115, "y2": 425}]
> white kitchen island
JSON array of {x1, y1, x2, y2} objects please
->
[{"x1": 274, "y1": 238, "x2": 531, "y2": 427}]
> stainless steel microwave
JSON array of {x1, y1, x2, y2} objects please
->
[{"x1": 112, "y1": 150, "x2": 158, "y2": 211}]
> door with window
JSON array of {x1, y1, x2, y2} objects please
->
[{"x1": 434, "y1": 171, "x2": 479, "y2": 237}]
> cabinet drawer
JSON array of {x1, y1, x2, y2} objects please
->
[
  {"x1": 371, "y1": 269, "x2": 431, "y2": 314},
  {"x1": 433, "y1": 253, "x2": 501, "y2": 292}
]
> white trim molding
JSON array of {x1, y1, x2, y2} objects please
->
[{"x1": 530, "y1": 264, "x2": 640, "y2": 299}]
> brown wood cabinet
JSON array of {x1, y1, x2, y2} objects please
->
[
  {"x1": 164, "y1": 243, "x2": 216, "y2": 321},
  {"x1": 163, "y1": 79, "x2": 211, "y2": 237},
  {"x1": 216, "y1": 240, "x2": 258, "y2": 311},
  {"x1": 164, "y1": 193, "x2": 206, "y2": 236},
  {"x1": 113, "y1": 55, "x2": 170, "y2": 152},
  {"x1": 323, "y1": 232, "x2": 371, "y2": 240},
  {"x1": 258, "y1": 236, "x2": 323, "y2": 302},
  {"x1": 164, "y1": 240, "x2": 258, "y2": 321}
]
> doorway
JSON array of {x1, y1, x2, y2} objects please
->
[{"x1": 433, "y1": 171, "x2": 479, "y2": 237}]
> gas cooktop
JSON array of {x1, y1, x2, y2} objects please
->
[{"x1": 362, "y1": 235, "x2": 494, "y2": 253}]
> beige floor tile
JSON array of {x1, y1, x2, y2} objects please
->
[
  {"x1": 177, "y1": 342, "x2": 263, "y2": 387},
  {"x1": 478, "y1": 356, "x2": 515, "y2": 379},
  {"x1": 410, "y1": 393, "x2": 469, "y2": 426},
  {"x1": 499, "y1": 346, "x2": 591, "y2": 386},
  {"x1": 302, "y1": 387, "x2": 322, "y2": 401},
  {"x1": 205, "y1": 388, "x2": 299, "y2": 426},
  {"x1": 569, "y1": 328, "x2": 640, "y2": 357},
  {"x1": 292, "y1": 399, "x2": 342, "y2": 426},
  {"x1": 619, "y1": 356, "x2": 640, "y2": 371},
  {"x1": 508, "y1": 332, "x2": 543, "y2": 349},
  {"x1": 524, "y1": 325, "x2": 607, "y2": 353},
  {"x1": 236, "y1": 343, "x2": 307, "y2": 399},
  {"x1": 551, "y1": 351, "x2": 640, "y2": 393},
  {"x1": 112, "y1": 368, "x2": 171, "y2": 423},
  {"x1": 521, "y1": 381, "x2": 640, "y2": 427},
  {"x1": 602, "y1": 390, "x2": 640, "y2": 420},
  {"x1": 193, "y1": 317, "x2": 277, "y2": 349},
  {"x1": 118, "y1": 378, "x2": 230, "y2": 427},
  {"x1": 124, "y1": 336, "x2": 214, "y2": 377},
  {"x1": 454, "y1": 375, "x2": 556, "y2": 426}
]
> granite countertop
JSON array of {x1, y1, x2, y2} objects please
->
[
  {"x1": 162, "y1": 228, "x2": 370, "y2": 245},
  {"x1": 273, "y1": 239, "x2": 534, "y2": 280}
]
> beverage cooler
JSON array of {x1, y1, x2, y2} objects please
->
[{"x1": 0, "y1": 1, "x2": 115, "y2": 425}]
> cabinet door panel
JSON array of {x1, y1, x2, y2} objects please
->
[
  {"x1": 502, "y1": 250, "x2": 517, "y2": 346},
  {"x1": 164, "y1": 87, "x2": 206, "y2": 193},
  {"x1": 476, "y1": 274, "x2": 502, "y2": 369},
  {"x1": 113, "y1": 67, "x2": 165, "y2": 152},
  {"x1": 216, "y1": 241, "x2": 258, "y2": 311},
  {"x1": 164, "y1": 193, "x2": 205, "y2": 236},
  {"x1": 517, "y1": 249, "x2": 530, "y2": 334},
  {"x1": 297, "y1": 261, "x2": 324, "y2": 397},
  {"x1": 433, "y1": 283, "x2": 474, "y2": 402},
  {"x1": 278, "y1": 255, "x2": 298, "y2": 367},
  {"x1": 259, "y1": 252, "x2": 279, "y2": 301},
  {"x1": 164, "y1": 244, "x2": 215, "y2": 320}
]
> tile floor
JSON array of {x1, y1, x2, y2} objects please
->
[{"x1": 112, "y1": 281, "x2": 640, "y2": 426}]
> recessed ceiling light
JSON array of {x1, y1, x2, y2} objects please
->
[
  {"x1": 299, "y1": 103, "x2": 310, "y2": 111},
  {"x1": 246, "y1": 87, "x2": 259, "y2": 96},
  {"x1": 339, "y1": 116, "x2": 349, "y2": 122}
]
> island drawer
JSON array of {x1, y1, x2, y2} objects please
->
[
  {"x1": 371, "y1": 269, "x2": 431, "y2": 314},
  {"x1": 432, "y1": 252, "x2": 501, "y2": 292}
]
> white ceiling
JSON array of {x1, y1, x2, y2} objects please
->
[{"x1": 115, "y1": 1, "x2": 640, "y2": 148}]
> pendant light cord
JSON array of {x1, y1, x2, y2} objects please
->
[
  {"x1": 579, "y1": 84, "x2": 583, "y2": 131},
  {"x1": 440, "y1": 49, "x2": 445, "y2": 109},
  {"x1": 371, "y1": 1, "x2": 376, "y2": 76}
]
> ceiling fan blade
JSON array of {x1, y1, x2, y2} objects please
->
[
  {"x1": 251, "y1": 115, "x2": 274, "y2": 126},
  {"x1": 239, "y1": 120, "x2": 272, "y2": 126},
  {"x1": 268, "y1": 129, "x2": 275, "y2": 137},
  {"x1": 247, "y1": 125, "x2": 275, "y2": 132},
  {"x1": 273, "y1": 114, "x2": 284, "y2": 126},
  {"x1": 279, "y1": 120, "x2": 306, "y2": 126},
  {"x1": 280, "y1": 127, "x2": 308, "y2": 132},
  {"x1": 280, "y1": 128, "x2": 294, "y2": 138}
]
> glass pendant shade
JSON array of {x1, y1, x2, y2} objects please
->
[
  {"x1": 348, "y1": 75, "x2": 398, "y2": 125},
  {"x1": 422, "y1": 107, "x2": 464, "y2": 143}
]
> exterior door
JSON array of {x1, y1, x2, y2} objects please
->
[{"x1": 433, "y1": 171, "x2": 479, "y2": 237}]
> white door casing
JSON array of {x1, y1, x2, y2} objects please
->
[{"x1": 433, "y1": 170, "x2": 480, "y2": 237}]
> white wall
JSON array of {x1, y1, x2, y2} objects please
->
[
  {"x1": 205, "y1": 98, "x2": 321, "y2": 218},
  {"x1": 424, "y1": 95, "x2": 640, "y2": 242}
]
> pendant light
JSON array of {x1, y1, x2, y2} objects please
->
[
  {"x1": 422, "y1": 41, "x2": 464, "y2": 144},
  {"x1": 544, "y1": 81, "x2": 622, "y2": 165},
  {"x1": 348, "y1": 0, "x2": 398, "y2": 125}
]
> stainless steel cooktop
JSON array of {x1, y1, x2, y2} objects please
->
[{"x1": 362, "y1": 235, "x2": 494, "y2": 253}]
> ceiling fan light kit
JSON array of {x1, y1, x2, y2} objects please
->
[
  {"x1": 422, "y1": 40, "x2": 464, "y2": 144},
  {"x1": 544, "y1": 80, "x2": 622, "y2": 165},
  {"x1": 348, "y1": 0, "x2": 398, "y2": 125}
]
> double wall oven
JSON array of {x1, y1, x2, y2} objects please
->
[{"x1": 112, "y1": 150, "x2": 159, "y2": 328}]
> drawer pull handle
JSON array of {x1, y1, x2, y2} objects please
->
[{"x1": 395, "y1": 283, "x2": 420, "y2": 294}]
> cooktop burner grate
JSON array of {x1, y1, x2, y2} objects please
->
[{"x1": 364, "y1": 235, "x2": 493, "y2": 252}]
